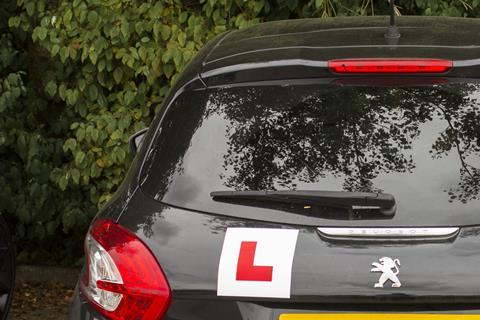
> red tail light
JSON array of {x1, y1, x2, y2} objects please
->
[
  {"x1": 80, "y1": 218, "x2": 171, "y2": 320},
  {"x1": 331, "y1": 77, "x2": 449, "y2": 87},
  {"x1": 328, "y1": 59, "x2": 453, "y2": 74}
]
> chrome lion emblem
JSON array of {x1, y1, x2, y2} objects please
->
[{"x1": 370, "y1": 257, "x2": 401, "y2": 288}]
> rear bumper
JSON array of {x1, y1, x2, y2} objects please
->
[{"x1": 69, "y1": 283, "x2": 480, "y2": 320}]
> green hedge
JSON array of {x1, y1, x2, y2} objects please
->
[{"x1": 1, "y1": 0, "x2": 478, "y2": 265}]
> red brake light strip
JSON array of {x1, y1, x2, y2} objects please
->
[{"x1": 328, "y1": 59, "x2": 453, "y2": 74}]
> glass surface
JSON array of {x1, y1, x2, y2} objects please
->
[{"x1": 140, "y1": 82, "x2": 480, "y2": 226}]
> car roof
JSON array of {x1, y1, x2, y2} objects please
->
[{"x1": 199, "y1": 16, "x2": 480, "y2": 85}]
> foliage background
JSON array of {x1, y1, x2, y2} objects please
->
[{"x1": 0, "y1": 0, "x2": 479, "y2": 265}]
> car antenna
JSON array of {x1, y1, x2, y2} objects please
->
[{"x1": 385, "y1": 0, "x2": 400, "y2": 41}]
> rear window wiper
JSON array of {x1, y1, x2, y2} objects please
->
[{"x1": 210, "y1": 190, "x2": 396, "y2": 216}]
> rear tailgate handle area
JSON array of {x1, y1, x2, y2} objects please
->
[{"x1": 317, "y1": 227, "x2": 460, "y2": 242}]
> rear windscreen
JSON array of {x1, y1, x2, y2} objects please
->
[{"x1": 140, "y1": 82, "x2": 480, "y2": 226}]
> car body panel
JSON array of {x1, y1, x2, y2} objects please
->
[
  {"x1": 115, "y1": 189, "x2": 480, "y2": 303},
  {"x1": 200, "y1": 17, "x2": 480, "y2": 87},
  {"x1": 70, "y1": 188, "x2": 480, "y2": 319},
  {"x1": 202, "y1": 17, "x2": 480, "y2": 73}
]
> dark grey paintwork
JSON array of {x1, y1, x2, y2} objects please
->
[
  {"x1": 69, "y1": 16, "x2": 480, "y2": 319},
  {"x1": 204, "y1": 17, "x2": 480, "y2": 67},
  {"x1": 200, "y1": 16, "x2": 480, "y2": 86},
  {"x1": 70, "y1": 193, "x2": 480, "y2": 319},
  {"x1": 121, "y1": 191, "x2": 480, "y2": 303}
]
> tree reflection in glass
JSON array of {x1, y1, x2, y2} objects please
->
[{"x1": 205, "y1": 83, "x2": 480, "y2": 202}]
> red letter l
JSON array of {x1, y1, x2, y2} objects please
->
[{"x1": 236, "y1": 241, "x2": 273, "y2": 281}]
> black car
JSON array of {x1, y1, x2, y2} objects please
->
[
  {"x1": 69, "y1": 15, "x2": 480, "y2": 320},
  {"x1": 0, "y1": 214, "x2": 15, "y2": 320}
]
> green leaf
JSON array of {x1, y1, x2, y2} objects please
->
[
  {"x1": 254, "y1": 1, "x2": 265, "y2": 12},
  {"x1": 90, "y1": 128, "x2": 99, "y2": 142},
  {"x1": 51, "y1": 44, "x2": 60, "y2": 56},
  {"x1": 113, "y1": 67, "x2": 123, "y2": 84},
  {"x1": 37, "y1": 26, "x2": 48, "y2": 40},
  {"x1": 179, "y1": 12, "x2": 188, "y2": 23},
  {"x1": 124, "y1": 90, "x2": 135, "y2": 105},
  {"x1": 45, "y1": 81, "x2": 57, "y2": 96},
  {"x1": 87, "y1": 11, "x2": 98, "y2": 25},
  {"x1": 88, "y1": 85, "x2": 98, "y2": 100},
  {"x1": 58, "y1": 175, "x2": 68, "y2": 191},
  {"x1": 59, "y1": 47, "x2": 69, "y2": 63},
  {"x1": 98, "y1": 59, "x2": 106, "y2": 72},
  {"x1": 116, "y1": 147, "x2": 126, "y2": 162},
  {"x1": 63, "y1": 138, "x2": 77, "y2": 152},
  {"x1": 63, "y1": 9, "x2": 73, "y2": 24},
  {"x1": 111, "y1": 130, "x2": 122, "y2": 140},
  {"x1": 89, "y1": 50, "x2": 98, "y2": 64},
  {"x1": 160, "y1": 25, "x2": 171, "y2": 40},
  {"x1": 74, "y1": 151, "x2": 86, "y2": 166},
  {"x1": 78, "y1": 78, "x2": 86, "y2": 92},
  {"x1": 25, "y1": 2, "x2": 35, "y2": 16},
  {"x1": 76, "y1": 127, "x2": 85, "y2": 141},
  {"x1": 37, "y1": 0, "x2": 45, "y2": 13},
  {"x1": 8, "y1": 16, "x2": 21, "y2": 28},
  {"x1": 178, "y1": 32, "x2": 186, "y2": 46},
  {"x1": 71, "y1": 168, "x2": 80, "y2": 184},
  {"x1": 69, "y1": 46, "x2": 77, "y2": 59},
  {"x1": 163, "y1": 64, "x2": 174, "y2": 78},
  {"x1": 121, "y1": 21, "x2": 129, "y2": 38}
]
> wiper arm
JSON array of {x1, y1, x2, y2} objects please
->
[{"x1": 210, "y1": 190, "x2": 396, "y2": 216}]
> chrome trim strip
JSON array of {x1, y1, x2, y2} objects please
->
[{"x1": 317, "y1": 227, "x2": 460, "y2": 241}]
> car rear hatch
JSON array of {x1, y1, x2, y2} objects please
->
[
  {"x1": 132, "y1": 79, "x2": 480, "y2": 315},
  {"x1": 133, "y1": 16, "x2": 480, "y2": 316}
]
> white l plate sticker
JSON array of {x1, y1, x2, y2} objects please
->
[{"x1": 217, "y1": 228, "x2": 299, "y2": 298}]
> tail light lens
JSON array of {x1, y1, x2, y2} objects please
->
[
  {"x1": 80, "y1": 218, "x2": 171, "y2": 320},
  {"x1": 331, "y1": 77, "x2": 449, "y2": 87},
  {"x1": 328, "y1": 59, "x2": 453, "y2": 74}
]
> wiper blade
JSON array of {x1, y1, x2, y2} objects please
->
[{"x1": 210, "y1": 190, "x2": 396, "y2": 216}]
